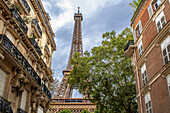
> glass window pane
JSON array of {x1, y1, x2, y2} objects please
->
[
  {"x1": 161, "y1": 16, "x2": 165, "y2": 23},
  {"x1": 146, "y1": 103, "x2": 148, "y2": 109},
  {"x1": 157, "y1": 21, "x2": 161, "y2": 27},
  {"x1": 143, "y1": 80, "x2": 145, "y2": 85},
  {"x1": 149, "y1": 101, "x2": 151, "y2": 107},
  {"x1": 163, "y1": 49, "x2": 167, "y2": 56},
  {"x1": 146, "y1": 77, "x2": 148, "y2": 83},
  {"x1": 167, "y1": 44, "x2": 170, "y2": 52},
  {"x1": 145, "y1": 71, "x2": 147, "y2": 77},
  {"x1": 150, "y1": 108, "x2": 152, "y2": 113},
  {"x1": 164, "y1": 56, "x2": 168, "y2": 64},
  {"x1": 142, "y1": 73, "x2": 144, "y2": 79}
]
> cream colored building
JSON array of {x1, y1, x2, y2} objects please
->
[{"x1": 0, "y1": 0, "x2": 56, "y2": 113}]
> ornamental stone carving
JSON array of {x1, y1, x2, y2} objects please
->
[{"x1": 11, "y1": 69, "x2": 29, "y2": 96}]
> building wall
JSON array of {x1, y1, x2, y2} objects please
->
[
  {"x1": 0, "y1": 0, "x2": 56, "y2": 113},
  {"x1": 127, "y1": 0, "x2": 170, "y2": 113}
]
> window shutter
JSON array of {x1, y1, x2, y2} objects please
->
[
  {"x1": 139, "y1": 20, "x2": 142, "y2": 34},
  {"x1": 20, "y1": 90, "x2": 27, "y2": 110},
  {"x1": 0, "y1": 69, "x2": 7, "y2": 96}
]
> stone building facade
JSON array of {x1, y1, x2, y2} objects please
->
[
  {"x1": 124, "y1": 0, "x2": 170, "y2": 113},
  {"x1": 0, "y1": 0, "x2": 56, "y2": 113}
]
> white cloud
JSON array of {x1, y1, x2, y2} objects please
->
[{"x1": 42, "y1": 0, "x2": 123, "y2": 32}]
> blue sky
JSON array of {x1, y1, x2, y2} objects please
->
[{"x1": 41, "y1": 0, "x2": 133, "y2": 97}]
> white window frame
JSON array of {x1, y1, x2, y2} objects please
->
[
  {"x1": 161, "y1": 36, "x2": 170, "y2": 65},
  {"x1": 141, "y1": 63, "x2": 148, "y2": 86},
  {"x1": 147, "y1": 3, "x2": 153, "y2": 18},
  {"x1": 138, "y1": 40, "x2": 144, "y2": 57},
  {"x1": 167, "y1": 74, "x2": 170, "y2": 95},
  {"x1": 155, "y1": 11, "x2": 166, "y2": 32},
  {"x1": 145, "y1": 92, "x2": 153, "y2": 113}
]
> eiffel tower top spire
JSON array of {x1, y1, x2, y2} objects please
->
[{"x1": 65, "y1": 7, "x2": 83, "y2": 71}]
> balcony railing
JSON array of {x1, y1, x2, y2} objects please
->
[
  {"x1": 0, "y1": 34, "x2": 41, "y2": 86},
  {"x1": 29, "y1": 38, "x2": 42, "y2": 56},
  {"x1": 21, "y1": 0, "x2": 30, "y2": 13},
  {"x1": 17, "y1": 108, "x2": 27, "y2": 113},
  {"x1": 31, "y1": 19, "x2": 42, "y2": 36},
  {"x1": 124, "y1": 40, "x2": 134, "y2": 52},
  {"x1": 10, "y1": 9, "x2": 28, "y2": 33},
  {"x1": 35, "y1": 0, "x2": 55, "y2": 46},
  {"x1": 0, "y1": 96, "x2": 13, "y2": 113},
  {"x1": 41, "y1": 84, "x2": 51, "y2": 100},
  {"x1": 51, "y1": 98, "x2": 94, "y2": 104}
]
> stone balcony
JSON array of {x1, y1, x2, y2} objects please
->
[
  {"x1": 29, "y1": 38, "x2": 42, "y2": 56},
  {"x1": 10, "y1": 9, "x2": 28, "y2": 34},
  {"x1": 0, "y1": 34, "x2": 51, "y2": 100},
  {"x1": 31, "y1": 19, "x2": 42, "y2": 38},
  {"x1": 18, "y1": 0, "x2": 30, "y2": 14},
  {"x1": 124, "y1": 40, "x2": 136, "y2": 57}
]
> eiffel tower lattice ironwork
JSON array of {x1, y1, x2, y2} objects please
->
[
  {"x1": 49, "y1": 7, "x2": 96, "y2": 113},
  {"x1": 54, "y1": 7, "x2": 84, "y2": 98}
]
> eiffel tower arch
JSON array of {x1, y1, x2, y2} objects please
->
[{"x1": 48, "y1": 8, "x2": 96, "y2": 113}]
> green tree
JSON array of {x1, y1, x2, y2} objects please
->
[
  {"x1": 81, "y1": 109, "x2": 89, "y2": 113},
  {"x1": 129, "y1": 0, "x2": 142, "y2": 13},
  {"x1": 60, "y1": 109, "x2": 72, "y2": 113},
  {"x1": 68, "y1": 28, "x2": 137, "y2": 113}
]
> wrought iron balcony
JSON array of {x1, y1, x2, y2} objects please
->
[
  {"x1": 21, "y1": 0, "x2": 30, "y2": 13},
  {"x1": 10, "y1": 9, "x2": 28, "y2": 33},
  {"x1": 29, "y1": 38, "x2": 42, "y2": 56},
  {"x1": 17, "y1": 108, "x2": 27, "y2": 113},
  {"x1": 41, "y1": 84, "x2": 51, "y2": 100},
  {"x1": 35, "y1": 0, "x2": 55, "y2": 46},
  {"x1": 124, "y1": 40, "x2": 136, "y2": 57},
  {"x1": 0, "y1": 96, "x2": 13, "y2": 113},
  {"x1": 0, "y1": 34, "x2": 41, "y2": 87},
  {"x1": 31, "y1": 19, "x2": 42, "y2": 36}
]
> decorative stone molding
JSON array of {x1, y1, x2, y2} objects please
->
[
  {"x1": 11, "y1": 69, "x2": 29, "y2": 96},
  {"x1": 0, "y1": 50, "x2": 4, "y2": 61}
]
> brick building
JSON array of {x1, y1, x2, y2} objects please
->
[
  {"x1": 124, "y1": 0, "x2": 170, "y2": 113},
  {"x1": 0, "y1": 0, "x2": 56, "y2": 112}
]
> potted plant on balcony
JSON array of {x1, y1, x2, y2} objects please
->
[{"x1": 6, "y1": 0, "x2": 20, "y2": 11}]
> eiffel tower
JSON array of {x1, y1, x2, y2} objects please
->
[
  {"x1": 54, "y1": 7, "x2": 83, "y2": 99},
  {"x1": 48, "y1": 8, "x2": 96, "y2": 113}
]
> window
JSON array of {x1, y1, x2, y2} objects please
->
[
  {"x1": 161, "y1": 36, "x2": 170, "y2": 64},
  {"x1": 153, "y1": 0, "x2": 161, "y2": 10},
  {"x1": 167, "y1": 75, "x2": 170, "y2": 94},
  {"x1": 155, "y1": 11, "x2": 166, "y2": 32},
  {"x1": 138, "y1": 40, "x2": 144, "y2": 57},
  {"x1": 141, "y1": 64, "x2": 148, "y2": 86},
  {"x1": 147, "y1": 3, "x2": 153, "y2": 18},
  {"x1": 145, "y1": 92, "x2": 152, "y2": 113},
  {"x1": 135, "y1": 20, "x2": 142, "y2": 38}
]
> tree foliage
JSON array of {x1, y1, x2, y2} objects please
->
[
  {"x1": 60, "y1": 109, "x2": 72, "y2": 113},
  {"x1": 129, "y1": 0, "x2": 142, "y2": 13},
  {"x1": 81, "y1": 109, "x2": 89, "y2": 113},
  {"x1": 68, "y1": 28, "x2": 137, "y2": 113}
]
